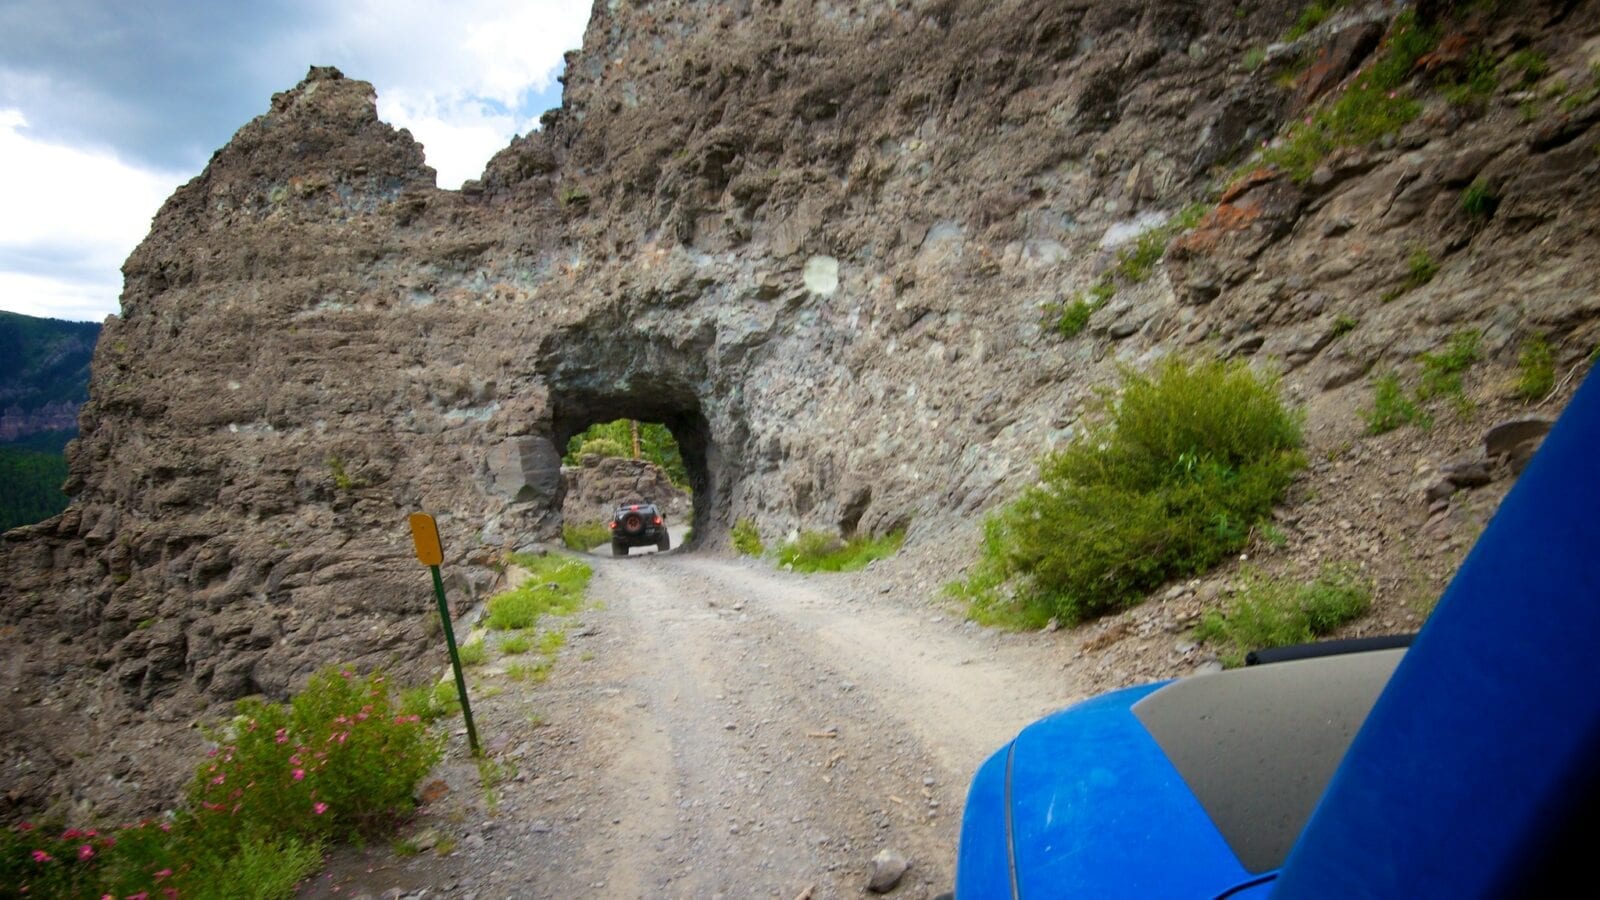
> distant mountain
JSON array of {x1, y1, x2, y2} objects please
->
[
  {"x1": 0, "y1": 310, "x2": 100, "y2": 442},
  {"x1": 0, "y1": 311, "x2": 99, "y2": 530}
]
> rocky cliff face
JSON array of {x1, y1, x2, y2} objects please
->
[{"x1": 4, "y1": 1, "x2": 1600, "y2": 818}]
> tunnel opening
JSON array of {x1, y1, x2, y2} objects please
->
[{"x1": 548, "y1": 384, "x2": 716, "y2": 555}]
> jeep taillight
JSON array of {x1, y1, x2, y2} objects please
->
[
  {"x1": 653, "y1": 516, "x2": 663, "y2": 525},
  {"x1": 607, "y1": 521, "x2": 616, "y2": 529}
]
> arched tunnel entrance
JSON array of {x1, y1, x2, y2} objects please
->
[{"x1": 548, "y1": 383, "x2": 718, "y2": 553}]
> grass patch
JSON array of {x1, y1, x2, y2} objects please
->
[
  {"x1": 1441, "y1": 48, "x2": 1498, "y2": 106},
  {"x1": 499, "y1": 633, "x2": 531, "y2": 655},
  {"x1": 1264, "y1": 9, "x2": 1434, "y2": 182},
  {"x1": 1285, "y1": 0, "x2": 1345, "y2": 41},
  {"x1": 732, "y1": 518, "x2": 765, "y2": 556},
  {"x1": 1559, "y1": 63, "x2": 1600, "y2": 112},
  {"x1": 1404, "y1": 246, "x2": 1439, "y2": 290},
  {"x1": 1459, "y1": 178, "x2": 1499, "y2": 219},
  {"x1": 1417, "y1": 329, "x2": 1480, "y2": 415},
  {"x1": 2, "y1": 667, "x2": 441, "y2": 898},
  {"x1": 399, "y1": 680, "x2": 462, "y2": 723},
  {"x1": 1365, "y1": 330, "x2": 1480, "y2": 433},
  {"x1": 1244, "y1": 45, "x2": 1268, "y2": 72},
  {"x1": 1331, "y1": 314, "x2": 1359, "y2": 338},
  {"x1": 1045, "y1": 204, "x2": 1207, "y2": 339},
  {"x1": 951, "y1": 357, "x2": 1304, "y2": 627},
  {"x1": 1503, "y1": 49, "x2": 1549, "y2": 86},
  {"x1": 485, "y1": 555, "x2": 591, "y2": 630},
  {"x1": 505, "y1": 661, "x2": 552, "y2": 683},
  {"x1": 1364, "y1": 372, "x2": 1431, "y2": 434},
  {"x1": 1516, "y1": 334, "x2": 1555, "y2": 402},
  {"x1": 778, "y1": 529, "x2": 907, "y2": 573},
  {"x1": 561, "y1": 521, "x2": 610, "y2": 551},
  {"x1": 457, "y1": 639, "x2": 486, "y2": 667},
  {"x1": 1195, "y1": 564, "x2": 1373, "y2": 666},
  {"x1": 538, "y1": 629, "x2": 567, "y2": 655}
]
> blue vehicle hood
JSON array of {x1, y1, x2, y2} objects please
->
[{"x1": 996, "y1": 684, "x2": 1257, "y2": 898}]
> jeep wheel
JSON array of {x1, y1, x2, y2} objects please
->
[
  {"x1": 612, "y1": 541, "x2": 626, "y2": 557},
  {"x1": 657, "y1": 534, "x2": 670, "y2": 552}
]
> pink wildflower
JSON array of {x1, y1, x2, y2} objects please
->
[
  {"x1": 129, "y1": 893, "x2": 149, "y2": 900},
  {"x1": 31, "y1": 850, "x2": 52, "y2": 863},
  {"x1": 79, "y1": 844, "x2": 95, "y2": 860},
  {"x1": 313, "y1": 801, "x2": 329, "y2": 815},
  {"x1": 154, "y1": 868, "x2": 173, "y2": 880},
  {"x1": 275, "y1": 728, "x2": 289, "y2": 744},
  {"x1": 293, "y1": 768, "x2": 306, "y2": 781},
  {"x1": 158, "y1": 822, "x2": 172, "y2": 832},
  {"x1": 62, "y1": 828, "x2": 83, "y2": 839},
  {"x1": 211, "y1": 774, "x2": 226, "y2": 785},
  {"x1": 289, "y1": 754, "x2": 302, "y2": 765},
  {"x1": 17, "y1": 822, "x2": 33, "y2": 831}
]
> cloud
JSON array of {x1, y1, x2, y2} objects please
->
[
  {"x1": 281, "y1": 0, "x2": 591, "y2": 187},
  {"x1": 0, "y1": 109, "x2": 187, "y2": 321},
  {"x1": 0, "y1": 0, "x2": 594, "y2": 321}
]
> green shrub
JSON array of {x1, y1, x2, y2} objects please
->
[
  {"x1": 1244, "y1": 46, "x2": 1268, "y2": 72},
  {"x1": 1364, "y1": 372, "x2": 1431, "y2": 434},
  {"x1": 0, "y1": 821, "x2": 323, "y2": 900},
  {"x1": 485, "y1": 555, "x2": 591, "y2": 630},
  {"x1": 561, "y1": 521, "x2": 611, "y2": 551},
  {"x1": 2, "y1": 666, "x2": 440, "y2": 898},
  {"x1": 1331, "y1": 314, "x2": 1359, "y2": 338},
  {"x1": 191, "y1": 667, "x2": 443, "y2": 844},
  {"x1": 731, "y1": 518, "x2": 765, "y2": 556},
  {"x1": 778, "y1": 529, "x2": 906, "y2": 573},
  {"x1": 499, "y1": 633, "x2": 531, "y2": 655},
  {"x1": 1195, "y1": 564, "x2": 1373, "y2": 666},
  {"x1": 1516, "y1": 334, "x2": 1555, "y2": 402},
  {"x1": 952, "y1": 357, "x2": 1304, "y2": 626}
]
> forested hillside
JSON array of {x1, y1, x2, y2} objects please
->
[
  {"x1": 0, "y1": 311, "x2": 97, "y2": 529},
  {"x1": 0, "y1": 311, "x2": 99, "y2": 412}
]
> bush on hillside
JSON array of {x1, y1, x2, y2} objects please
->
[
  {"x1": 1, "y1": 666, "x2": 440, "y2": 898},
  {"x1": 952, "y1": 357, "x2": 1304, "y2": 627},
  {"x1": 1195, "y1": 564, "x2": 1373, "y2": 666}
]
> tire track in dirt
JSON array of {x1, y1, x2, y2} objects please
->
[{"x1": 303, "y1": 549, "x2": 1081, "y2": 898}]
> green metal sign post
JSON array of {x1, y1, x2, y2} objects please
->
[{"x1": 409, "y1": 512, "x2": 481, "y2": 758}]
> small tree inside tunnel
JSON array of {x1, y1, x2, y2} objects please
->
[{"x1": 565, "y1": 419, "x2": 690, "y2": 490}]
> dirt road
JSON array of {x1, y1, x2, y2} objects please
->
[{"x1": 304, "y1": 550, "x2": 1082, "y2": 899}]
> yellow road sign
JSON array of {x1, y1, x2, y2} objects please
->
[{"x1": 408, "y1": 512, "x2": 444, "y2": 566}]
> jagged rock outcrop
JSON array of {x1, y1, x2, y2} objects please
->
[{"x1": 4, "y1": 0, "x2": 1600, "y2": 819}]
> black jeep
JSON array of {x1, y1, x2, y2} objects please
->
[{"x1": 609, "y1": 501, "x2": 670, "y2": 556}]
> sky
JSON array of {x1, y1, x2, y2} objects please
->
[{"x1": 0, "y1": 0, "x2": 593, "y2": 322}]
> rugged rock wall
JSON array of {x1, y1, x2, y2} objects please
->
[{"x1": 4, "y1": 1, "x2": 1600, "y2": 818}]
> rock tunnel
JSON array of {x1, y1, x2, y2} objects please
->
[{"x1": 536, "y1": 324, "x2": 739, "y2": 550}]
